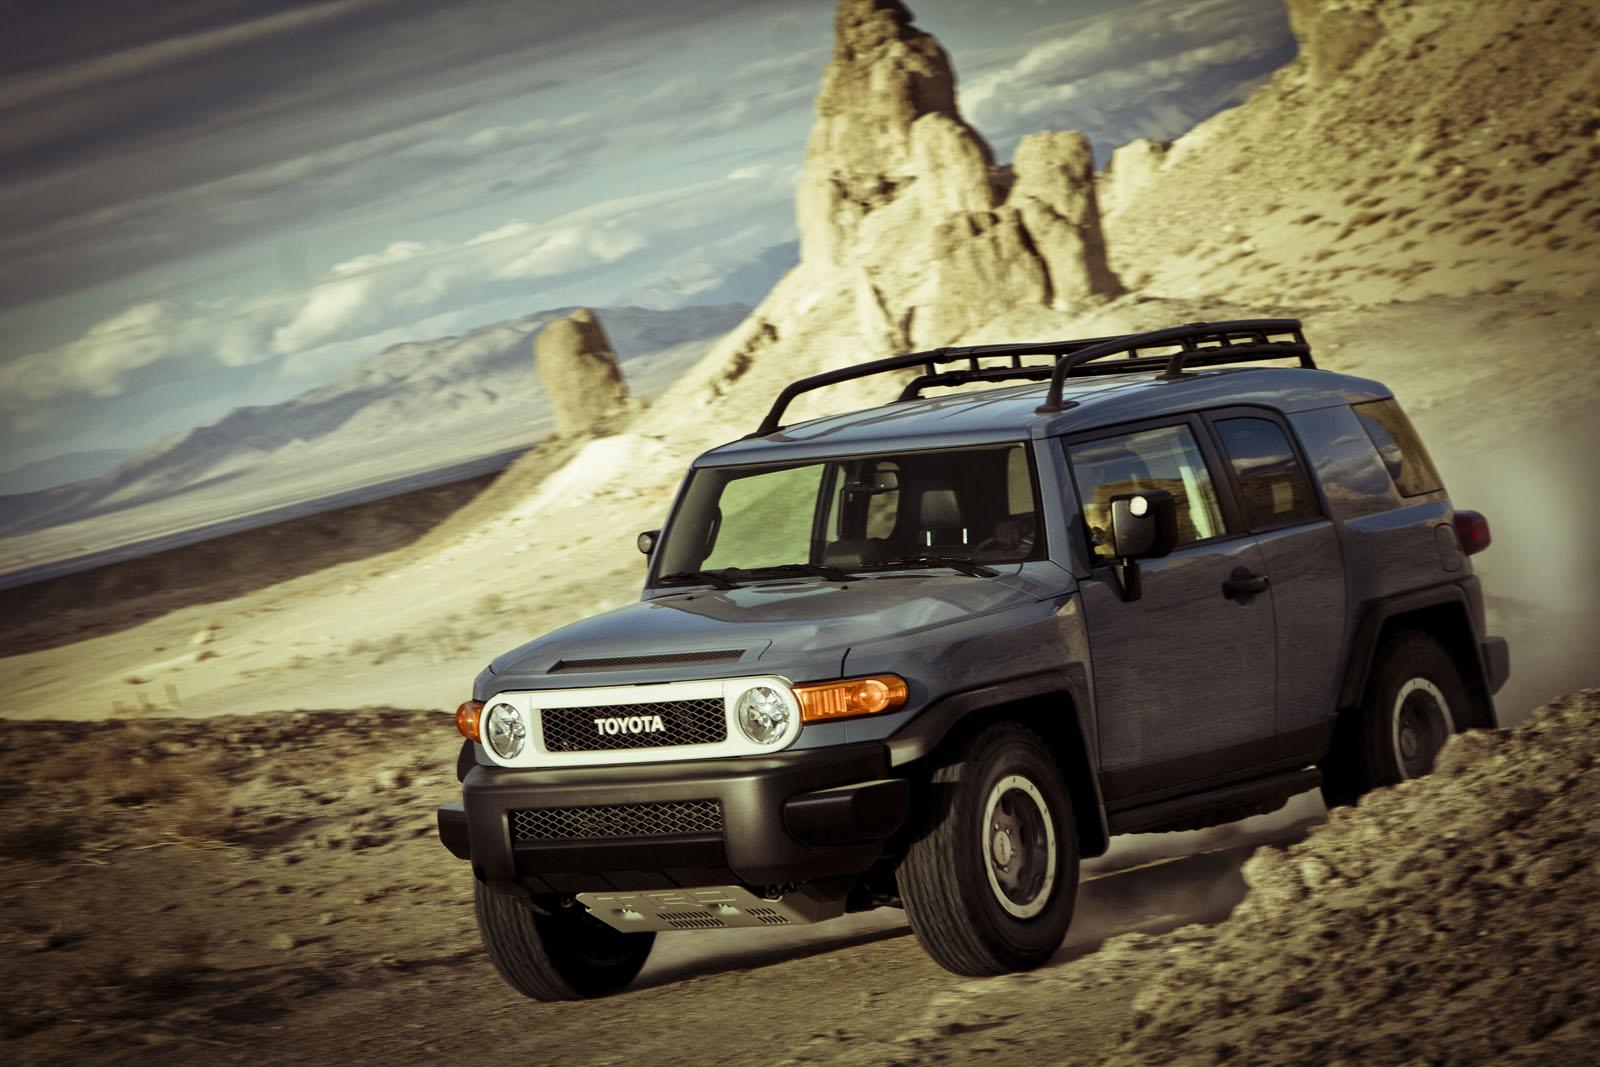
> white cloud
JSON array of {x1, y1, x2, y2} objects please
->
[
  {"x1": 958, "y1": 0, "x2": 1291, "y2": 156},
  {"x1": 1, "y1": 162, "x2": 796, "y2": 428},
  {"x1": 494, "y1": 224, "x2": 648, "y2": 280}
]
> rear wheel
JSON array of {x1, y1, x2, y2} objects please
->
[
  {"x1": 474, "y1": 881, "x2": 654, "y2": 1000},
  {"x1": 1321, "y1": 630, "x2": 1468, "y2": 807},
  {"x1": 897, "y1": 723, "x2": 1079, "y2": 976}
]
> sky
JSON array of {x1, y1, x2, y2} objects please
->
[{"x1": 0, "y1": 0, "x2": 1293, "y2": 480}]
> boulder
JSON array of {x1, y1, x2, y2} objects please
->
[{"x1": 534, "y1": 309, "x2": 627, "y2": 436}]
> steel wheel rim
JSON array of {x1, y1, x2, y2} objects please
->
[
  {"x1": 980, "y1": 774, "x2": 1057, "y2": 919},
  {"x1": 1392, "y1": 677, "x2": 1454, "y2": 779}
]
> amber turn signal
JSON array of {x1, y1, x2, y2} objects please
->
[
  {"x1": 793, "y1": 675, "x2": 909, "y2": 723},
  {"x1": 456, "y1": 700, "x2": 484, "y2": 741}
]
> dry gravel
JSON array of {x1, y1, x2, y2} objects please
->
[{"x1": 2, "y1": 692, "x2": 1596, "y2": 1065}]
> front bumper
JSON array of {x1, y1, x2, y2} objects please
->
[{"x1": 437, "y1": 741, "x2": 908, "y2": 896}]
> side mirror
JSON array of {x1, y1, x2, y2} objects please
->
[
  {"x1": 636, "y1": 529, "x2": 660, "y2": 555},
  {"x1": 1108, "y1": 490, "x2": 1177, "y2": 560},
  {"x1": 1105, "y1": 490, "x2": 1177, "y2": 602}
]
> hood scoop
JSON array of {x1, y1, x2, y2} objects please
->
[{"x1": 548, "y1": 649, "x2": 745, "y2": 673}]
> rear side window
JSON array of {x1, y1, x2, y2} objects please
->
[
  {"x1": 1068, "y1": 424, "x2": 1226, "y2": 561},
  {"x1": 1214, "y1": 417, "x2": 1320, "y2": 529},
  {"x1": 1354, "y1": 399, "x2": 1442, "y2": 497}
]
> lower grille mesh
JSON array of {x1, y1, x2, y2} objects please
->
[{"x1": 510, "y1": 800, "x2": 724, "y2": 841}]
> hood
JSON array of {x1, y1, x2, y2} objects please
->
[{"x1": 482, "y1": 574, "x2": 1047, "y2": 692}]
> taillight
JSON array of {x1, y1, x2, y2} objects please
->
[{"x1": 1453, "y1": 510, "x2": 1491, "y2": 555}]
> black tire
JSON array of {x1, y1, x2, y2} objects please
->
[
  {"x1": 1320, "y1": 630, "x2": 1470, "y2": 808},
  {"x1": 897, "y1": 722, "x2": 1079, "y2": 976},
  {"x1": 473, "y1": 881, "x2": 654, "y2": 1000}
]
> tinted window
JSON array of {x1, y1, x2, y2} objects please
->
[
  {"x1": 1068, "y1": 425, "x2": 1226, "y2": 561},
  {"x1": 1215, "y1": 417, "x2": 1320, "y2": 529},
  {"x1": 1354, "y1": 399, "x2": 1442, "y2": 497},
  {"x1": 658, "y1": 443, "x2": 1043, "y2": 579}
]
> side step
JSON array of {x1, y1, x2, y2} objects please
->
[{"x1": 1107, "y1": 767, "x2": 1321, "y2": 835}]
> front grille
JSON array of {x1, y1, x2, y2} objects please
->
[
  {"x1": 550, "y1": 650, "x2": 743, "y2": 673},
  {"x1": 539, "y1": 698, "x2": 727, "y2": 752},
  {"x1": 509, "y1": 800, "x2": 724, "y2": 841}
]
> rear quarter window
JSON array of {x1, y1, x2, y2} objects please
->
[{"x1": 1353, "y1": 399, "x2": 1442, "y2": 497}]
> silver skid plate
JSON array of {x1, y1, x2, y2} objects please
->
[{"x1": 576, "y1": 885, "x2": 846, "y2": 933}]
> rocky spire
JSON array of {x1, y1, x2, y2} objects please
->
[
  {"x1": 534, "y1": 308, "x2": 627, "y2": 436},
  {"x1": 796, "y1": 0, "x2": 995, "y2": 267},
  {"x1": 792, "y1": 0, "x2": 1119, "y2": 347}
]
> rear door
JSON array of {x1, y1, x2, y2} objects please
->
[
  {"x1": 1204, "y1": 408, "x2": 1346, "y2": 760},
  {"x1": 1064, "y1": 416, "x2": 1277, "y2": 801}
]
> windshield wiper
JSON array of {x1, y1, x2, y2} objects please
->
[
  {"x1": 853, "y1": 556, "x2": 998, "y2": 578},
  {"x1": 656, "y1": 570, "x2": 741, "y2": 591},
  {"x1": 724, "y1": 563, "x2": 859, "y2": 583}
]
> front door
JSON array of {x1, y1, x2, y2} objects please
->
[{"x1": 1064, "y1": 418, "x2": 1277, "y2": 801}]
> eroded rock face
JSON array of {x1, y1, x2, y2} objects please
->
[
  {"x1": 796, "y1": 0, "x2": 976, "y2": 266},
  {"x1": 1007, "y1": 132, "x2": 1122, "y2": 304},
  {"x1": 534, "y1": 308, "x2": 627, "y2": 436},
  {"x1": 1100, "y1": 137, "x2": 1171, "y2": 219},
  {"x1": 793, "y1": 0, "x2": 1119, "y2": 350},
  {"x1": 1286, "y1": 0, "x2": 1383, "y2": 84}
]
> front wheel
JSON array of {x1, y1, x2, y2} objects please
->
[
  {"x1": 897, "y1": 723, "x2": 1079, "y2": 976},
  {"x1": 474, "y1": 881, "x2": 654, "y2": 1000}
]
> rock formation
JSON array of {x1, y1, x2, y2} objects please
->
[
  {"x1": 1285, "y1": 0, "x2": 1382, "y2": 84},
  {"x1": 1099, "y1": 137, "x2": 1171, "y2": 220},
  {"x1": 792, "y1": 0, "x2": 1119, "y2": 349},
  {"x1": 534, "y1": 308, "x2": 627, "y2": 436}
]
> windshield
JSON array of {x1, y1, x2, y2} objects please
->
[{"x1": 654, "y1": 443, "x2": 1043, "y2": 582}]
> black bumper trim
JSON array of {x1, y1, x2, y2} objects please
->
[
  {"x1": 1481, "y1": 636, "x2": 1510, "y2": 696},
  {"x1": 445, "y1": 742, "x2": 905, "y2": 894},
  {"x1": 437, "y1": 801, "x2": 470, "y2": 860}
]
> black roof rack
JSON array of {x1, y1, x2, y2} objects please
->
[{"x1": 752, "y1": 319, "x2": 1312, "y2": 435}]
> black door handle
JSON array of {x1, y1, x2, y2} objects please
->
[{"x1": 1222, "y1": 568, "x2": 1270, "y2": 599}]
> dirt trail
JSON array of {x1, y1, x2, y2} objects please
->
[{"x1": 4, "y1": 693, "x2": 1595, "y2": 1065}]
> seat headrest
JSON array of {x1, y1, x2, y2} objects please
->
[{"x1": 918, "y1": 489, "x2": 963, "y2": 526}]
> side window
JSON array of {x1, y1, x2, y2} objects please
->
[
  {"x1": 1354, "y1": 398, "x2": 1442, "y2": 497},
  {"x1": 1068, "y1": 424, "x2": 1226, "y2": 561},
  {"x1": 1214, "y1": 417, "x2": 1321, "y2": 529}
]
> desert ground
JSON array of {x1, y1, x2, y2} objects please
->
[
  {"x1": 2, "y1": 693, "x2": 1594, "y2": 1065},
  {"x1": 3, "y1": 0, "x2": 1598, "y2": 1062}
]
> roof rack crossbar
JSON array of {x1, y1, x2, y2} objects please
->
[
  {"x1": 1035, "y1": 319, "x2": 1311, "y2": 413},
  {"x1": 750, "y1": 319, "x2": 1313, "y2": 435}
]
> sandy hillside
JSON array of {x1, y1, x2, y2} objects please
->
[
  {"x1": 1101, "y1": 0, "x2": 1600, "y2": 303},
  {"x1": 2, "y1": 690, "x2": 1593, "y2": 1064}
]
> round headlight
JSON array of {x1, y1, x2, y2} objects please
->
[
  {"x1": 735, "y1": 686, "x2": 791, "y2": 745},
  {"x1": 484, "y1": 703, "x2": 526, "y2": 759}
]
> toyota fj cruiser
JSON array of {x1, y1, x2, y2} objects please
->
[{"x1": 437, "y1": 319, "x2": 1510, "y2": 999}]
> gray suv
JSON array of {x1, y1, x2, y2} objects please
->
[{"x1": 437, "y1": 319, "x2": 1509, "y2": 998}]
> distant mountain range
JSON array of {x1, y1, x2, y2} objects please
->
[
  {"x1": 0, "y1": 448, "x2": 137, "y2": 496},
  {"x1": 0, "y1": 303, "x2": 748, "y2": 539}
]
